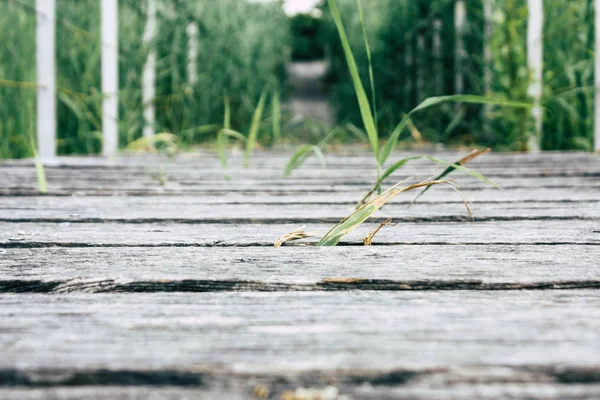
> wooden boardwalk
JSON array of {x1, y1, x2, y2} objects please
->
[{"x1": 1, "y1": 149, "x2": 599, "y2": 399}]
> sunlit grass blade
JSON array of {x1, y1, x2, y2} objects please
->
[
  {"x1": 318, "y1": 178, "x2": 449, "y2": 246},
  {"x1": 357, "y1": 0, "x2": 377, "y2": 128},
  {"x1": 328, "y1": 0, "x2": 379, "y2": 159},
  {"x1": 244, "y1": 88, "x2": 268, "y2": 168},
  {"x1": 284, "y1": 144, "x2": 326, "y2": 177},
  {"x1": 30, "y1": 136, "x2": 47, "y2": 194},
  {"x1": 379, "y1": 95, "x2": 533, "y2": 166}
]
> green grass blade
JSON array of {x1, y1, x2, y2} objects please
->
[
  {"x1": 244, "y1": 88, "x2": 268, "y2": 168},
  {"x1": 224, "y1": 95, "x2": 231, "y2": 130},
  {"x1": 30, "y1": 143, "x2": 47, "y2": 194},
  {"x1": 357, "y1": 0, "x2": 377, "y2": 128},
  {"x1": 328, "y1": 0, "x2": 379, "y2": 159},
  {"x1": 379, "y1": 95, "x2": 532, "y2": 166},
  {"x1": 284, "y1": 144, "x2": 326, "y2": 177},
  {"x1": 272, "y1": 87, "x2": 281, "y2": 144}
]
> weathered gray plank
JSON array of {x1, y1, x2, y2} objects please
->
[
  {"x1": 1, "y1": 172, "x2": 596, "y2": 192},
  {"x1": 1, "y1": 197, "x2": 598, "y2": 221},
  {"x1": 1, "y1": 245, "x2": 599, "y2": 293},
  {"x1": 1, "y1": 149, "x2": 597, "y2": 168},
  {"x1": 1, "y1": 292, "x2": 600, "y2": 372},
  {"x1": 1, "y1": 221, "x2": 598, "y2": 247}
]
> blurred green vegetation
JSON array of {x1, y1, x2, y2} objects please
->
[
  {"x1": 320, "y1": 0, "x2": 595, "y2": 151},
  {"x1": 0, "y1": 0, "x2": 289, "y2": 159},
  {"x1": 290, "y1": 13, "x2": 325, "y2": 61},
  {"x1": 0, "y1": 0, "x2": 596, "y2": 159}
]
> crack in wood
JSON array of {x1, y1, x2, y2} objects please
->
[
  {"x1": 1, "y1": 366, "x2": 598, "y2": 388},
  {"x1": 1, "y1": 216, "x2": 598, "y2": 225},
  {"x1": 2, "y1": 279, "x2": 600, "y2": 293}
]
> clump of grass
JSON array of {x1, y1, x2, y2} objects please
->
[
  {"x1": 318, "y1": 178, "x2": 451, "y2": 247},
  {"x1": 124, "y1": 133, "x2": 179, "y2": 185},
  {"x1": 217, "y1": 87, "x2": 269, "y2": 177}
]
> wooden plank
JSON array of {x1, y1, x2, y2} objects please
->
[
  {"x1": 35, "y1": 0, "x2": 56, "y2": 159},
  {"x1": 2, "y1": 161, "x2": 600, "y2": 179},
  {"x1": 0, "y1": 197, "x2": 599, "y2": 221},
  {"x1": 3, "y1": 383, "x2": 600, "y2": 400},
  {"x1": 1, "y1": 220, "x2": 598, "y2": 247},
  {"x1": 1, "y1": 245, "x2": 598, "y2": 292},
  {"x1": 1, "y1": 291, "x2": 599, "y2": 372},
  {"x1": 101, "y1": 0, "x2": 119, "y2": 156},
  {"x1": 1, "y1": 175, "x2": 597, "y2": 196}
]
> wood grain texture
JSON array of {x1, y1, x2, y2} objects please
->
[
  {"x1": 2, "y1": 220, "x2": 598, "y2": 247},
  {"x1": 1, "y1": 197, "x2": 599, "y2": 221},
  {"x1": 1, "y1": 150, "x2": 599, "y2": 398},
  {"x1": 0, "y1": 245, "x2": 599, "y2": 293}
]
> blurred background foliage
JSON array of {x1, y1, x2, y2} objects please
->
[
  {"x1": 0, "y1": 0, "x2": 289, "y2": 158},
  {"x1": 0, "y1": 0, "x2": 596, "y2": 159},
  {"x1": 320, "y1": 0, "x2": 595, "y2": 151}
]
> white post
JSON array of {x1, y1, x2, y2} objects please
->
[
  {"x1": 36, "y1": 0, "x2": 56, "y2": 159},
  {"x1": 186, "y1": 21, "x2": 199, "y2": 87},
  {"x1": 454, "y1": 0, "x2": 466, "y2": 95},
  {"x1": 433, "y1": 19, "x2": 443, "y2": 96},
  {"x1": 102, "y1": 0, "x2": 119, "y2": 156},
  {"x1": 142, "y1": 0, "x2": 157, "y2": 138},
  {"x1": 527, "y1": 0, "x2": 543, "y2": 152},
  {"x1": 595, "y1": 0, "x2": 600, "y2": 151}
]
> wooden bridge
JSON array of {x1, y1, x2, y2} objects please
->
[{"x1": 1, "y1": 149, "x2": 599, "y2": 399}]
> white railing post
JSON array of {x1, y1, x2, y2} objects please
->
[
  {"x1": 187, "y1": 21, "x2": 199, "y2": 87},
  {"x1": 595, "y1": 0, "x2": 600, "y2": 151},
  {"x1": 36, "y1": 0, "x2": 56, "y2": 159},
  {"x1": 101, "y1": 0, "x2": 119, "y2": 156},
  {"x1": 454, "y1": 0, "x2": 466, "y2": 95},
  {"x1": 142, "y1": 0, "x2": 157, "y2": 138},
  {"x1": 527, "y1": 0, "x2": 544, "y2": 152}
]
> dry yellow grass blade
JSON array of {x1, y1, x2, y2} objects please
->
[
  {"x1": 363, "y1": 218, "x2": 396, "y2": 246},
  {"x1": 274, "y1": 226, "x2": 315, "y2": 248}
]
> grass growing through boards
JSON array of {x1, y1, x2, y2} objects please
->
[{"x1": 277, "y1": 0, "x2": 532, "y2": 247}]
